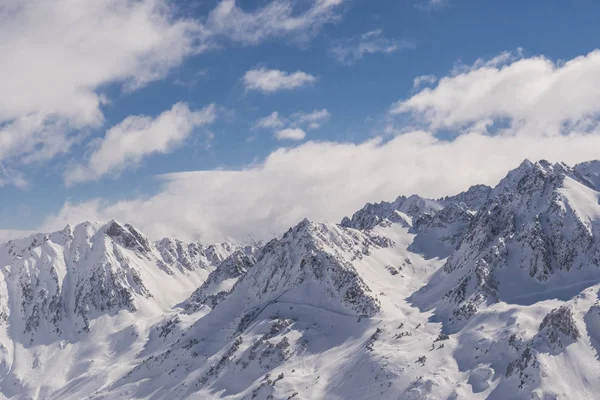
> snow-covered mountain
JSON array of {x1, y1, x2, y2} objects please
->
[
  {"x1": 0, "y1": 220, "x2": 239, "y2": 397},
  {"x1": 415, "y1": 160, "x2": 600, "y2": 326},
  {"x1": 1, "y1": 159, "x2": 600, "y2": 399}
]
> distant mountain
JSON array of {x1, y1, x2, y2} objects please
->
[{"x1": 1, "y1": 160, "x2": 600, "y2": 399}]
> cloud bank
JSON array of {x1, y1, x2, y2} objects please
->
[
  {"x1": 42, "y1": 129, "x2": 600, "y2": 243},
  {"x1": 65, "y1": 103, "x2": 216, "y2": 185},
  {"x1": 39, "y1": 50, "x2": 600, "y2": 242}
]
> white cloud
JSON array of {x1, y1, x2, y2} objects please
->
[
  {"x1": 0, "y1": 0, "x2": 206, "y2": 169},
  {"x1": 0, "y1": 0, "x2": 341, "y2": 134},
  {"x1": 243, "y1": 68, "x2": 317, "y2": 93},
  {"x1": 413, "y1": 74, "x2": 437, "y2": 89},
  {"x1": 275, "y1": 128, "x2": 307, "y2": 141},
  {"x1": 41, "y1": 130, "x2": 600, "y2": 243},
  {"x1": 64, "y1": 103, "x2": 216, "y2": 185},
  {"x1": 0, "y1": 165, "x2": 27, "y2": 189},
  {"x1": 255, "y1": 112, "x2": 286, "y2": 129},
  {"x1": 254, "y1": 108, "x2": 330, "y2": 140},
  {"x1": 292, "y1": 109, "x2": 331, "y2": 129},
  {"x1": 206, "y1": 0, "x2": 344, "y2": 45},
  {"x1": 0, "y1": 0, "x2": 344, "y2": 186},
  {"x1": 331, "y1": 29, "x2": 414, "y2": 65},
  {"x1": 392, "y1": 50, "x2": 600, "y2": 134},
  {"x1": 39, "y1": 49, "x2": 600, "y2": 243}
]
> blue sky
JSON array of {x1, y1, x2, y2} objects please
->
[{"x1": 2, "y1": 0, "x2": 600, "y2": 241}]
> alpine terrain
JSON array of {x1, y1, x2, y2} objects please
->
[{"x1": 1, "y1": 159, "x2": 600, "y2": 400}]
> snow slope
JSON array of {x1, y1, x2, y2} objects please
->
[
  {"x1": 0, "y1": 220, "x2": 238, "y2": 398},
  {"x1": 0, "y1": 159, "x2": 600, "y2": 399}
]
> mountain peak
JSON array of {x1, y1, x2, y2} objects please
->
[
  {"x1": 414, "y1": 159, "x2": 600, "y2": 329},
  {"x1": 492, "y1": 159, "x2": 572, "y2": 197},
  {"x1": 229, "y1": 221, "x2": 387, "y2": 321},
  {"x1": 341, "y1": 194, "x2": 441, "y2": 230},
  {"x1": 574, "y1": 159, "x2": 600, "y2": 190},
  {"x1": 104, "y1": 220, "x2": 153, "y2": 254}
]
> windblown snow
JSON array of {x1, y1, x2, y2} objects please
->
[{"x1": 1, "y1": 159, "x2": 600, "y2": 399}]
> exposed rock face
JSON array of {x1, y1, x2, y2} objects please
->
[
  {"x1": 537, "y1": 306, "x2": 581, "y2": 348},
  {"x1": 106, "y1": 222, "x2": 153, "y2": 254},
  {"x1": 505, "y1": 306, "x2": 580, "y2": 391},
  {"x1": 441, "y1": 184, "x2": 493, "y2": 211},
  {"x1": 0, "y1": 220, "x2": 236, "y2": 343},
  {"x1": 410, "y1": 202, "x2": 475, "y2": 258},
  {"x1": 183, "y1": 248, "x2": 257, "y2": 313},
  {"x1": 341, "y1": 195, "x2": 443, "y2": 230},
  {"x1": 431, "y1": 160, "x2": 600, "y2": 325},
  {"x1": 155, "y1": 237, "x2": 234, "y2": 273},
  {"x1": 234, "y1": 219, "x2": 385, "y2": 318},
  {"x1": 341, "y1": 184, "x2": 490, "y2": 259}
]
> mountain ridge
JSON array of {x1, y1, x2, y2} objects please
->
[{"x1": 0, "y1": 159, "x2": 599, "y2": 399}]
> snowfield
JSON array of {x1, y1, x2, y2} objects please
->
[{"x1": 1, "y1": 159, "x2": 600, "y2": 399}]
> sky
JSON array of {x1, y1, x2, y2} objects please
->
[{"x1": 2, "y1": 0, "x2": 600, "y2": 243}]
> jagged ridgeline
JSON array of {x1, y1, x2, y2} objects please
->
[{"x1": 0, "y1": 159, "x2": 599, "y2": 399}]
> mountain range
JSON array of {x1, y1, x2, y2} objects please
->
[{"x1": 1, "y1": 159, "x2": 600, "y2": 399}]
